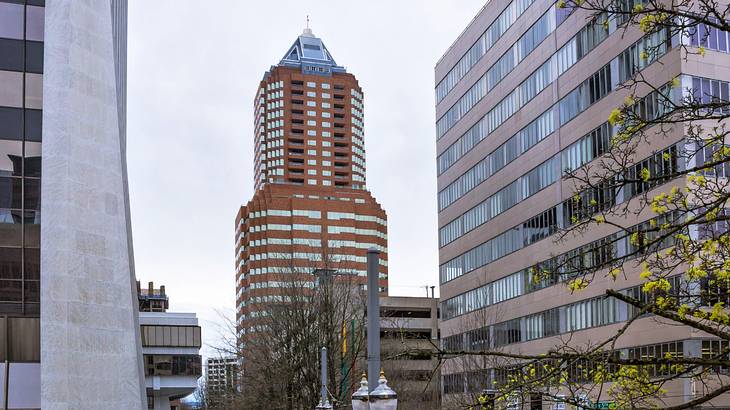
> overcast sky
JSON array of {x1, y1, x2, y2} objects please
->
[{"x1": 127, "y1": 0, "x2": 486, "y2": 354}]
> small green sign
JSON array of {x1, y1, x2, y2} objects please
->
[{"x1": 595, "y1": 401, "x2": 616, "y2": 409}]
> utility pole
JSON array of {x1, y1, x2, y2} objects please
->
[{"x1": 366, "y1": 248, "x2": 381, "y2": 390}]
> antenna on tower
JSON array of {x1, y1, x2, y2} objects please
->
[{"x1": 303, "y1": 15, "x2": 313, "y2": 36}]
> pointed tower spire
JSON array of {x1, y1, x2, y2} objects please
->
[{"x1": 277, "y1": 22, "x2": 345, "y2": 75}]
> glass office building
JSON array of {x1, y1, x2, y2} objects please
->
[{"x1": 0, "y1": 1, "x2": 44, "y2": 407}]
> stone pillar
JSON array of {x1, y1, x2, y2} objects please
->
[{"x1": 40, "y1": 1, "x2": 145, "y2": 408}]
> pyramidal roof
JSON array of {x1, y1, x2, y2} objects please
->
[{"x1": 277, "y1": 27, "x2": 346, "y2": 75}]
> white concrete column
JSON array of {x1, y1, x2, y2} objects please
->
[{"x1": 40, "y1": 0, "x2": 145, "y2": 408}]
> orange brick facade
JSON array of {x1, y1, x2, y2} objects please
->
[
  {"x1": 253, "y1": 66, "x2": 366, "y2": 191},
  {"x1": 236, "y1": 30, "x2": 387, "y2": 337}
]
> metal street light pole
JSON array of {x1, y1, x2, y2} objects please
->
[
  {"x1": 315, "y1": 347, "x2": 332, "y2": 409},
  {"x1": 366, "y1": 247, "x2": 380, "y2": 390}
]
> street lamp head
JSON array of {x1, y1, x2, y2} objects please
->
[
  {"x1": 315, "y1": 399, "x2": 333, "y2": 410},
  {"x1": 368, "y1": 369, "x2": 397, "y2": 410},
  {"x1": 352, "y1": 374, "x2": 369, "y2": 410}
]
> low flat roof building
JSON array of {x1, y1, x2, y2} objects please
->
[{"x1": 138, "y1": 281, "x2": 202, "y2": 410}]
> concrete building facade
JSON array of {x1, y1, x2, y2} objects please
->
[
  {"x1": 236, "y1": 28, "x2": 388, "y2": 339},
  {"x1": 379, "y1": 295, "x2": 441, "y2": 409},
  {"x1": 206, "y1": 357, "x2": 239, "y2": 397},
  {"x1": 435, "y1": 0, "x2": 730, "y2": 407},
  {"x1": 0, "y1": 0, "x2": 145, "y2": 407}
]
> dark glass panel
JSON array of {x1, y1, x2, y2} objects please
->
[
  {"x1": 0, "y1": 247, "x2": 20, "y2": 279},
  {"x1": 0, "y1": 280, "x2": 22, "y2": 302},
  {"x1": 23, "y1": 178, "x2": 39, "y2": 211},
  {"x1": 152, "y1": 355, "x2": 172, "y2": 376},
  {"x1": 25, "y1": 41, "x2": 43, "y2": 74},
  {"x1": 24, "y1": 247, "x2": 38, "y2": 280},
  {"x1": 0, "y1": 107, "x2": 23, "y2": 140},
  {"x1": 0, "y1": 178, "x2": 21, "y2": 210},
  {"x1": 24, "y1": 141, "x2": 41, "y2": 177},
  {"x1": 0, "y1": 38, "x2": 23, "y2": 72},
  {"x1": 23, "y1": 211, "x2": 41, "y2": 248},
  {"x1": 24, "y1": 109, "x2": 42, "y2": 141},
  {"x1": 24, "y1": 280, "x2": 39, "y2": 303},
  {"x1": 0, "y1": 139, "x2": 22, "y2": 176},
  {"x1": 0, "y1": 210, "x2": 21, "y2": 246},
  {"x1": 24, "y1": 302, "x2": 39, "y2": 314}
]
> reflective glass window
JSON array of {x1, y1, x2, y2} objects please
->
[
  {"x1": 0, "y1": 3, "x2": 23, "y2": 40},
  {"x1": 25, "y1": 109, "x2": 42, "y2": 141},
  {"x1": 0, "y1": 139, "x2": 22, "y2": 176},
  {"x1": 23, "y1": 179, "x2": 39, "y2": 211},
  {"x1": 24, "y1": 141, "x2": 41, "y2": 177},
  {"x1": 24, "y1": 279, "x2": 39, "y2": 302},
  {"x1": 0, "y1": 177, "x2": 22, "y2": 209},
  {"x1": 25, "y1": 41, "x2": 43, "y2": 74},
  {"x1": 0, "y1": 70, "x2": 23, "y2": 108},
  {"x1": 0, "y1": 107, "x2": 22, "y2": 140},
  {"x1": 0, "y1": 280, "x2": 22, "y2": 302},
  {"x1": 24, "y1": 211, "x2": 39, "y2": 248},
  {"x1": 24, "y1": 73, "x2": 42, "y2": 110},
  {"x1": 0, "y1": 210, "x2": 21, "y2": 247},
  {"x1": 0, "y1": 247, "x2": 21, "y2": 279},
  {"x1": 24, "y1": 248, "x2": 38, "y2": 280},
  {"x1": 25, "y1": 6, "x2": 44, "y2": 42},
  {"x1": 0, "y1": 39, "x2": 23, "y2": 72}
]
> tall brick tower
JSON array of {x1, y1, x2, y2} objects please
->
[{"x1": 235, "y1": 27, "x2": 388, "y2": 339}]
